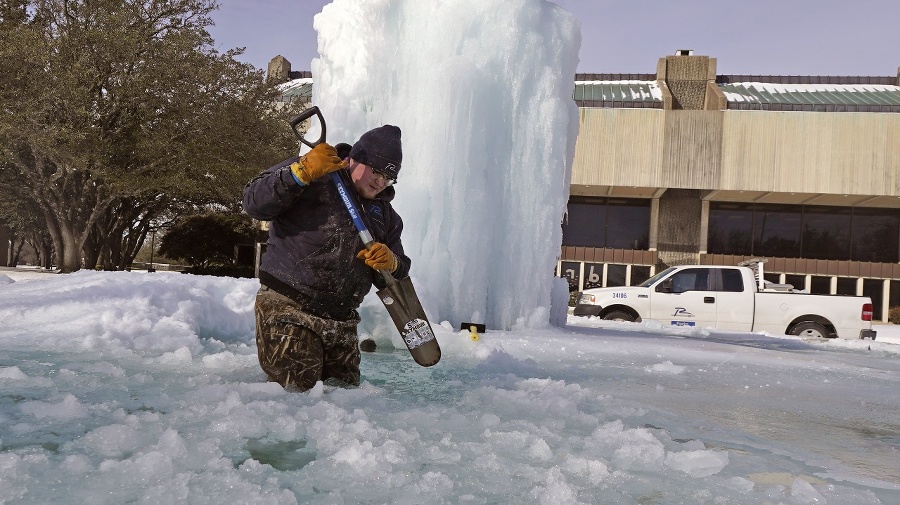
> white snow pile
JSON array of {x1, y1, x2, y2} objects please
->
[{"x1": 0, "y1": 269, "x2": 898, "y2": 504}]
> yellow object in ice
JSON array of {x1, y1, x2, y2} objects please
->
[{"x1": 468, "y1": 325, "x2": 480, "y2": 342}]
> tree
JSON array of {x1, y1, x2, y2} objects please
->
[
  {"x1": 0, "y1": 0, "x2": 300, "y2": 272},
  {"x1": 0, "y1": 164, "x2": 53, "y2": 267},
  {"x1": 158, "y1": 212, "x2": 257, "y2": 272}
]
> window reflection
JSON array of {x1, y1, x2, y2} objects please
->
[
  {"x1": 562, "y1": 202, "x2": 606, "y2": 247},
  {"x1": 708, "y1": 203, "x2": 899, "y2": 263},
  {"x1": 630, "y1": 266, "x2": 652, "y2": 286},
  {"x1": 863, "y1": 279, "x2": 884, "y2": 320},
  {"x1": 802, "y1": 207, "x2": 850, "y2": 260},
  {"x1": 708, "y1": 203, "x2": 753, "y2": 255},
  {"x1": 784, "y1": 275, "x2": 806, "y2": 291},
  {"x1": 753, "y1": 205, "x2": 801, "y2": 258},
  {"x1": 607, "y1": 199, "x2": 650, "y2": 249},
  {"x1": 606, "y1": 264, "x2": 627, "y2": 287},
  {"x1": 666, "y1": 268, "x2": 712, "y2": 293},
  {"x1": 836, "y1": 277, "x2": 857, "y2": 296},
  {"x1": 720, "y1": 268, "x2": 744, "y2": 292},
  {"x1": 562, "y1": 197, "x2": 649, "y2": 250},
  {"x1": 852, "y1": 209, "x2": 899, "y2": 262}
]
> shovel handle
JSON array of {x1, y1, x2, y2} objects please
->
[
  {"x1": 291, "y1": 106, "x2": 397, "y2": 285},
  {"x1": 289, "y1": 107, "x2": 326, "y2": 149},
  {"x1": 329, "y1": 171, "x2": 397, "y2": 285}
]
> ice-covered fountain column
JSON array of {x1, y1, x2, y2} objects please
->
[{"x1": 311, "y1": 0, "x2": 580, "y2": 330}]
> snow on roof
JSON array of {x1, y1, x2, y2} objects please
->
[
  {"x1": 574, "y1": 80, "x2": 662, "y2": 102},
  {"x1": 720, "y1": 82, "x2": 900, "y2": 105},
  {"x1": 277, "y1": 77, "x2": 313, "y2": 90},
  {"x1": 277, "y1": 77, "x2": 314, "y2": 99}
]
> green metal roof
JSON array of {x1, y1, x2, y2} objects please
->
[
  {"x1": 719, "y1": 82, "x2": 900, "y2": 112},
  {"x1": 574, "y1": 80, "x2": 662, "y2": 108},
  {"x1": 277, "y1": 78, "x2": 313, "y2": 101}
]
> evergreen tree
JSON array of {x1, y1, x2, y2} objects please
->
[
  {"x1": 158, "y1": 212, "x2": 258, "y2": 272},
  {"x1": 0, "y1": 0, "x2": 300, "y2": 272}
]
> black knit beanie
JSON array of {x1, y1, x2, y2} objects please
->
[
  {"x1": 334, "y1": 142, "x2": 352, "y2": 160},
  {"x1": 349, "y1": 125, "x2": 402, "y2": 181}
]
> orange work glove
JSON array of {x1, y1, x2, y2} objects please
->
[
  {"x1": 356, "y1": 242, "x2": 398, "y2": 272},
  {"x1": 290, "y1": 143, "x2": 346, "y2": 185}
]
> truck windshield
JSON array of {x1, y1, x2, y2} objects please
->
[{"x1": 638, "y1": 267, "x2": 676, "y2": 288}]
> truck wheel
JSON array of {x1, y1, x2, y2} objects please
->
[
  {"x1": 789, "y1": 322, "x2": 831, "y2": 339},
  {"x1": 603, "y1": 311, "x2": 636, "y2": 322}
]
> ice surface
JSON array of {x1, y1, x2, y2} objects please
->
[
  {"x1": 1, "y1": 268, "x2": 899, "y2": 504},
  {"x1": 308, "y1": 0, "x2": 580, "y2": 330}
]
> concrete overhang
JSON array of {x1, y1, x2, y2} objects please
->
[
  {"x1": 701, "y1": 190, "x2": 900, "y2": 208},
  {"x1": 570, "y1": 185, "x2": 665, "y2": 199},
  {"x1": 569, "y1": 186, "x2": 900, "y2": 208}
]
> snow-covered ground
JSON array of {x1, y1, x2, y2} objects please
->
[{"x1": 1, "y1": 266, "x2": 898, "y2": 504}]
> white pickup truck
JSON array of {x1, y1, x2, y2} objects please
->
[{"x1": 573, "y1": 262, "x2": 877, "y2": 340}]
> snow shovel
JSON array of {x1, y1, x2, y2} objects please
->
[{"x1": 289, "y1": 107, "x2": 441, "y2": 367}]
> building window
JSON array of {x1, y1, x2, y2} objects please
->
[
  {"x1": 562, "y1": 197, "x2": 650, "y2": 250},
  {"x1": 852, "y1": 209, "x2": 900, "y2": 263},
  {"x1": 562, "y1": 202, "x2": 607, "y2": 248},
  {"x1": 754, "y1": 204, "x2": 801, "y2": 258},
  {"x1": 810, "y1": 276, "x2": 831, "y2": 294},
  {"x1": 707, "y1": 203, "x2": 753, "y2": 255},
  {"x1": 802, "y1": 206, "x2": 851, "y2": 260},
  {"x1": 708, "y1": 202, "x2": 900, "y2": 263},
  {"x1": 606, "y1": 264, "x2": 628, "y2": 287},
  {"x1": 784, "y1": 274, "x2": 806, "y2": 291},
  {"x1": 630, "y1": 266, "x2": 652, "y2": 286},
  {"x1": 836, "y1": 277, "x2": 857, "y2": 296},
  {"x1": 606, "y1": 199, "x2": 651, "y2": 250},
  {"x1": 863, "y1": 279, "x2": 884, "y2": 320}
]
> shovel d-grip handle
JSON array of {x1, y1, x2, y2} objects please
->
[
  {"x1": 291, "y1": 106, "x2": 396, "y2": 285},
  {"x1": 290, "y1": 107, "x2": 326, "y2": 149}
]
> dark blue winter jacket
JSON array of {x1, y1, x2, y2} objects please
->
[{"x1": 242, "y1": 156, "x2": 411, "y2": 320}]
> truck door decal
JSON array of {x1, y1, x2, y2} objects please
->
[{"x1": 671, "y1": 307, "x2": 696, "y2": 326}]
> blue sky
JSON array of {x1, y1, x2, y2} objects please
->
[{"x1": 208, "y1": 0, "x2": 899, "y2": 76}]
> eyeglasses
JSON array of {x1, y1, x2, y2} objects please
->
[{"x1": 371, "y1": 167, "x2": 396, "y2": 186}]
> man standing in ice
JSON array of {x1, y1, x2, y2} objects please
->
[{"x1": 242, "y1": 126, "x2": 411, "y2": 391}]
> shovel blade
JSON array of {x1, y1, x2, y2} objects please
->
[{"x1": 377, "y1": 277, "x2": 441, "y2": 367}]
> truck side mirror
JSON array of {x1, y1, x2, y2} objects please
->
[{"x1": 656, "y1": 279, "x2": 673, "y2": 293}]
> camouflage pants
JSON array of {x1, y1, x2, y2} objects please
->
[{"x1": 254, "y1": 286, "x2": 361, "y2": 391}]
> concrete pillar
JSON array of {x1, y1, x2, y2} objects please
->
[
  {"x1": 656, "y1": 189, "x2": 703, "y2": 268},
  {"x1": 649, "y1": 197, "x2": 660, "y2": 251},
  {"x1": 658, "y1": 50, "x2": 717, "y2": 110},
  {"x1": 699, "y1": 200, "x2": 710, "y2": 254},
  {"x1": 578, "y1": 262, "x2": 586, "y2": 291}
]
